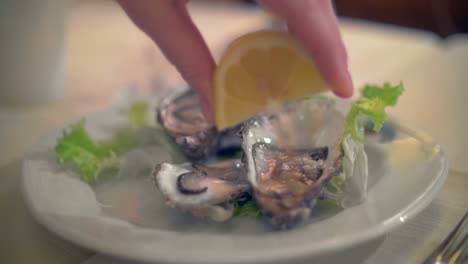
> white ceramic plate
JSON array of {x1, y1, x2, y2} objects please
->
[{"x1": 21, "y1": 92, "x2": 448, "y2": 264}]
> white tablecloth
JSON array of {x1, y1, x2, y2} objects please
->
[{"x1": 1, "y1": 1, "x2": 467, "y2": 264}]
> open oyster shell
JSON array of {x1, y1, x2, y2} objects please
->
[
  {"x1": 157, "y1": 90, "x2": 242, "y2": 161},
  {"x1": 157, "y1": 90, "x2": 218, "y2": 160},
  {"x1": 155, "y1": 92, "x2": 348, "y2": 228},
  {"x1": 153, "y1": 160, "x2": 250, "y2": 221},
  {"x1": 242, "y1": 99, "x2": 345, "y2": 229}
]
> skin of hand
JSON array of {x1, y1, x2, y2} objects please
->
[{"x1": 116, "y1": 0, "x2": 353, "y2": 123}]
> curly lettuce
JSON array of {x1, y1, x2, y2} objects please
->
[
  {"x1": 55, "y1": 101, "x2": 152, "y2": 183},
  {"x1": 345, "y1": 83, "x2": 404, "y2": 140},
  {"x1": 231, "y1": 197, "x2": 262, "y2": 218},
  {"x1": 55, "y1": 120, "x2": 120, "y2": 183},
  {"x1": 327, "y1": 83, "x2": 404, "y2": 207},
  {"x1": 129, "y1": 101, "x2": 150, "y2": 130}
]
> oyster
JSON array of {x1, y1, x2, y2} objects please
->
[
  {"x1": 157, "y1": 90, "x2": 218, "y2": 160},
  {"x1": 242, "y1": 99, "x2": 345, "y2": 229},
  {"x1": 156, "y1": 94, "x2": 346, "y2": 228},
  {"x1": 157, "y1": 90, "x2": 242, "y2": 161},
  {"x1": 153, "y1": 160, "x2": 250, "y2": 221}
]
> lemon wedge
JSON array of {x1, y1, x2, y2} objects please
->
[{"x1": 214, "y1": 31, "x2": 330, "y2": 129}]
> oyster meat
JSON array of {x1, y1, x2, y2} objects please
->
[
  {"x1": 158, "y1": 90, "x2": 218, "y2": 160},
  {"x1": 157, "y1": 90, "x2": 242, "y2": 160},
  {"x1": 153, "y1": 159, "x2": 250, "y2": 221},
  {"x1": 242, "y1": 99, "x2": 345, "y2": 229}
]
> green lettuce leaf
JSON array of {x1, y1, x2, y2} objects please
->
[
  {"x1": 324, "y1": 83, "x2": 404, "y2": 208},
  {"x1": 345, "y1": 83, "x2": 404, "y2": 140},
  {"x1": 97, "y1": 129, "x2": 138, "y2": 156},
  {"x1": 231, "y1": 197, "x2": 262, "y2": 218},
  {"x1": 55, "y1": 100, "x2": 155, "y2": 183},
  {"x1": 55, "y1": 120, "x2": 120, "y2": 183},
  {"x1": 129, "y1": 101, "x2": 150, "y2": 130}
]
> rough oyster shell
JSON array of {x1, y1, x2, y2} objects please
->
[
  {"x1": 157, "y1": 90, "x2": 218, "y2": 160},
  {"x1": 242, "y1": 99, "x2": 345, "y2": 229},
  {"x1": 157, "y1": 90, "x2": 242, "y2": 161}
]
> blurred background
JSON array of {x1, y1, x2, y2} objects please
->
[
  {"x1": 206, "y1": 0, "x2": 468, "y2": 37},
  {"x1": 245, "y1": 0, "x2": 468, "y2": 38},
  {"x1": 334, "y1": 0, "x2": 468, "y2": 38},
  {"x1": 1, "y1": 0, "x2": 466, "y2": 170},
  {"x1": 1, "y1": 0, "x2": 468, "y2": 210}
]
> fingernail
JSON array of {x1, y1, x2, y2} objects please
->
[
  {"x1": 331, "y1": 63, "x2": 354, "y2": 98},
  {"x1": 199, "y1": 93, "x2": 214, "y2": 125},
  {"x1": 344, "y1": 57, "x2": 354, "y2": 96}
]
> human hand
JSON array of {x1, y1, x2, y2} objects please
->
[{"x1": 117, "y1": 0, "x2": 353, "y2": 122}]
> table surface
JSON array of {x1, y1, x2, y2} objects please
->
[{"x1": 1, "y1": 1, "x2": 467, "y2": 264}]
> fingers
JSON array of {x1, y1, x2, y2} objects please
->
[
  {"x1": 116, "y1": 0, "x2": 215, "y2": 122},
  {"x1": 258, "y1": 0, "x2": 353, "y2": 98}
]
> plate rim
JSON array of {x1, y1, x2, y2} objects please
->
[{"x1": 20, "y1": 117, "x2": 449, "y2": 264}]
